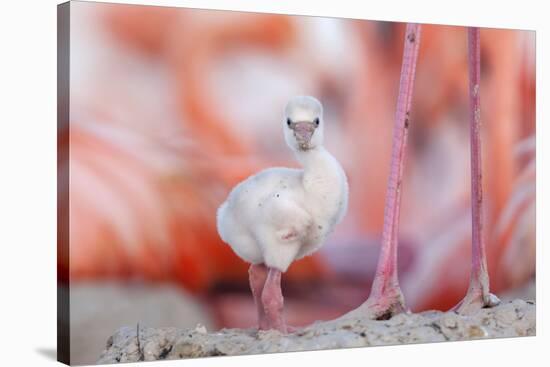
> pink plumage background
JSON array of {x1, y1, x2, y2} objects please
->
[{"x1": 59, "y1": 3, "x2": 535, "y2": 363}]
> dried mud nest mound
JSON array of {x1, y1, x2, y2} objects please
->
[{"x1": 98, "y1": 299, "x2": 535, "y2": 364}]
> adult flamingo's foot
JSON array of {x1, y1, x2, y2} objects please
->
[
  {"x1": 285, "y1": 324, "x2": 300, "y2": 333},
  {"x1": 452, "y1": 292, "x2": 501, "y2": 315},
  {"x1": 339, "y1": 286, "x2": 406, "y2": 321},
  {"x1": 452, "y1": 283, "x2": 500, "y2": 315}
]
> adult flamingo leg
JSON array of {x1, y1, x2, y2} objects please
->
[
  {"x1": 452, "y1": 27, "x2": 500, "y2": 314},
  {"x1": 340, "y1": 23, "x2": 422, "y2": 320}
]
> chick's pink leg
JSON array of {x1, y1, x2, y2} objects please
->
[
  {"x1": 261, "y1": 268, "x2": 287, "y2": 333},
  {"x1": 249, "y1": 264, "x2": 270, "y2": 330}
]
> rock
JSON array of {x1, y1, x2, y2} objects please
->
[
  {"x1": 97, "y1": 299, "x2": 536, "y2": 364},
  {"x1": 70, "y1": 282, "x2": 214, "y2": 365}
]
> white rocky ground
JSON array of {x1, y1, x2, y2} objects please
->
[{"x1": 98, "y1": 299, "x2": 535, "y2": 364}]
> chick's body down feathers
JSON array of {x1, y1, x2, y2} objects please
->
[{"x1": 217, "y1": 148, "x2": 348, "y2": 272}]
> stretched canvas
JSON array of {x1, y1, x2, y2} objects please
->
[{"x1": 57, "y1": 1, "x2": 536, "y2": 365}]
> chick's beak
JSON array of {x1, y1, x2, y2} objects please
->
[{"x1": 293, "y1": 121, "x2": 315, "y2": 147}]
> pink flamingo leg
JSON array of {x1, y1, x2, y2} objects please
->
[
  {"x1": 249, "y1": 264, "x2": 270, "y2": 330},
  {"x1": 452, "y1": 27, "x2": 500, "y2": 314},
  {"x1": 339, "y1": 23, "x2": 421, "y2": 320},
  {"x1": 261, "y1": 268, "x2": 288, "y2": 333}
]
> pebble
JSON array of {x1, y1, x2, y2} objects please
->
[{"x1": 441, "y1": 314, "x2": 458, "y2": 329}]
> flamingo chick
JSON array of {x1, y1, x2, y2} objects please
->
[{"x1": 217, "y1": 96, "x2": 348, "y2": 333}]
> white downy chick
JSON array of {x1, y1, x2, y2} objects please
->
[{"x1": 217, "y1": 96, "x2": 348, "y2": 272}]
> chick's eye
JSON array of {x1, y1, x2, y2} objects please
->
[
  {"x1": 287, "y1": 118, "x2": 292, "y2": 127},
  {"x1": 314, "y1": 118, "x2": 320, "y2": 126}
]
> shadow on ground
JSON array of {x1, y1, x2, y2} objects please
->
[{"x1": 36, "y1": 348, "x2": 57, "y2": 361}]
